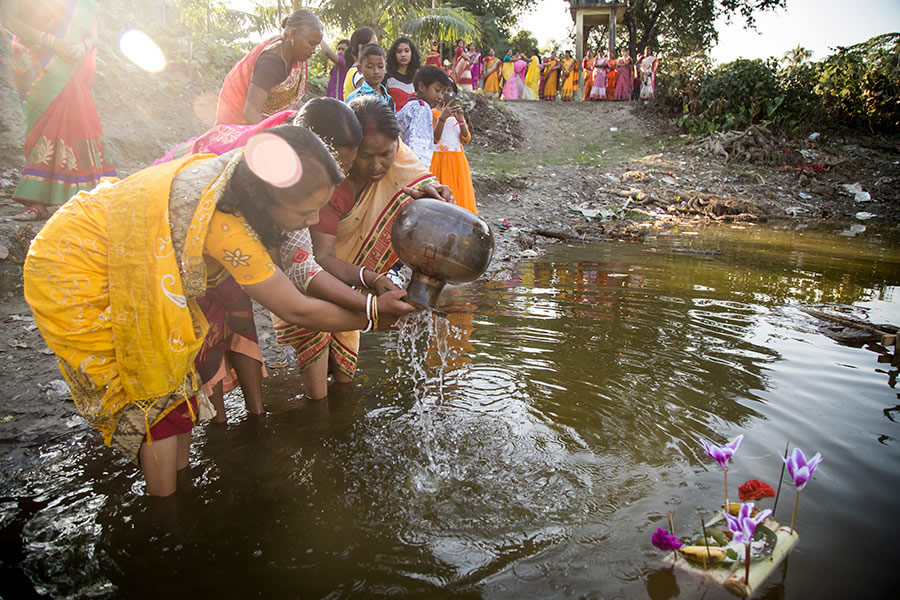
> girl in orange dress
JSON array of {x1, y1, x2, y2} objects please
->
[{"x1": 430, "y1": 96, "x2": 476, "y2": 213}]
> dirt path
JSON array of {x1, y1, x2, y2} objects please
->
[{"x1": 1, "y1": 91, "x2": 898, "y2": 481}]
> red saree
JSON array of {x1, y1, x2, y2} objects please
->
[
  {"x1": 215, "y1": 37, "x2": 308, "y2": 125},
  {"x1": 10, "y1": 0, "x2": 115, "y2": 208}
]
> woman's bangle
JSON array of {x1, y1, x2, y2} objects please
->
[
  {"x1": 358, "y1": 266, "x2": 368, "y2": 287},
  {"x1": 372, "y1": 295, "x2": 379, "y2": 329},
  {"x1": 372, "y1": 273, "x2": 386, "y2": 287},
  {"x1": 361, "y1": 293, "x2": 374, "y2": 333}
]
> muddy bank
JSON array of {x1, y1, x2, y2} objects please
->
[{"x1": 470, "y1": 100, "x2": 900, "y2": 281}]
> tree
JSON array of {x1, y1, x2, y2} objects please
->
[
  {"x1": 509, "y1": 30, "x2": 538, "y2": 55},
  {"x1": 318, "y1": 0, "x2": 477, "y2": 43},
  {"x1": 782, "y1": 44, "x2": 813, "y2": 70},
  {"x1": 607, "y1": 0, "x2": 787, "y2": 59},
  {"x1": 453, "y1": 0, "x2": 537, "y2": 35}
]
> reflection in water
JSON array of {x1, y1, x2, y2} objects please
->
[{"x1": 1, "y1": 224, "x2": 899, "y2": 598}]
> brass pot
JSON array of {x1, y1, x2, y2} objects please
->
[{"x1": 391, "y1": 198, "x2": 494, "y2": 309}]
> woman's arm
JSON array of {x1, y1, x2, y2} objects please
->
[
  {"x1": 305, "y1": 269, "x2": 415, "y2": 316},
  {"x1": 0, "y1": 4, "x2": 82, "y2": 62},
  {"x1": 243, "y1": 270, "x2": 368, "y2": 331},
  {"x1": 320, "y1": 39, "x2": 342, "y2": 65},
  {"x1": 309, "y1": 230, "x2": 378, "y2": 288},
  {"x1": 243, "y1": 83, "x2": 269, "y2": 124}
]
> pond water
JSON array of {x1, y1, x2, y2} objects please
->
[{"x1": 2, "y1": 222, "x2": 899, "y2": 599}]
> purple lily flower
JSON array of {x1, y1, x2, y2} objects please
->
[
  {"x1": 651, "y1": 528, "x2": 683, "y2": 552},
  {"x1": 700, "y1": 434, "x2": 744, "y2": 471},
  {"x1": 724, "y1": 502, "x2": 772, "y2": 545},
  {"x1": 782, "y1": 448, "x2": 823, "y2": 491}
]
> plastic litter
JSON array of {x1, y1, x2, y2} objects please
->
[
  {"x1": 841, "y1": 183, "x2": 871, "y2": 203},
  {"x1": 808, "y1": 132, "x2": 820, "y2": 142},
  {"x1": 839, "y1": 224, "x2": 867, "y2": 236},
  {"x1": 44, "y1": 379, "x2": 71, "y2": 400},
  {"x1": 785, "y1": 206, "x2": 809, "y2": 217},
  {"x1": 854, "y1": 211, "x2": 876, "y2": 220}
]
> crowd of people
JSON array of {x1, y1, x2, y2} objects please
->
[
  {"x1": 377, "y1": 42, "x2": 660, "y2": 103},
  {"x1": 3, "y1": 1, "x2": 658, "y2": 498}
]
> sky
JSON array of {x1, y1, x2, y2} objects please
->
[{"x1": 518, "y1": 0, "x2": 900, "y2": 62}]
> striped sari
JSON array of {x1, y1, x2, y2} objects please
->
[
  {"x1": 274, "y1": 143, "x2": 439, "y2": 377},
  {"x1": 9, "y1": 0, "x2": 115, "y2": 210}
]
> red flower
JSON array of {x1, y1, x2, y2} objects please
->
[{"x1": 738, "y1": 479, "x2": 776, "y2": 502}]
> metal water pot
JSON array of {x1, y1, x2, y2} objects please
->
[{"x1": 391, "y1": 198, "x2": 494, "y2": 309}]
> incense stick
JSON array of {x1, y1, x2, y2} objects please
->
[
  {"x1": 700, "y1": 514, "x2": 711, "y2": 570},
  {"x1": 772, "y1": 441, "x2": 790, "y2": 514}
]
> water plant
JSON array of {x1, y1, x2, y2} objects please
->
[
  {"x1": 782, "y1": 448, "x2": 824, "y2": 533},
  {"x1": 700, "y1": 434, "x2": 744, "y2": 508}
]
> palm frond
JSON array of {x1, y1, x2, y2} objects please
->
[{"x1": 400, "y1": 8, "x2": 479, "y2": 44}]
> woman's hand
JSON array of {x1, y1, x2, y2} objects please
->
[
  {"x1": 376, "y1": 289, "x2": 418, "y2": 317},
  {"x1": 51, "y1": 37, "x2": 84, "y2": 63},
  {"x1": 402, "y1": 183, "x2": 453, "y2": 203},
  {"x1": 373, "y1": 273, "x2": 401, "y2": 295}
]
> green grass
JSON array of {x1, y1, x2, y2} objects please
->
[{"x1": 468, "y1": 131, "x2": 670, "y2": 177}]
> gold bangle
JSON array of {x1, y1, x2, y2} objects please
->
[
  {"x1": 372, "y1": 273, "x2": 386, "y2": 287},
  {"x1": 372, "y1": 295, "x2": 379, "y2": 329}
]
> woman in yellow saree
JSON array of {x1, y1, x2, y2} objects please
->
[
  {"x1": 560, "y1": 50, "x2": 579, "y2": 101},
  {"x1": 523, "y1": 54, "x2": 540, "y2": 100},
  {"x1": 275, "y1": 97, "x2": 452, "y2": 400},
  {"x1": 481, "y1": 48, "x2": 502, "y2": 98},
  {"x1": 24, "y1": 127, "x2": 393, "y2": 496},
  {"x1": 540, "y1": 52, "x2": 560, "y2": 101}
]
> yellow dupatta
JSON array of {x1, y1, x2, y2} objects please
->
[
  {"x1": 25, "y1": 152, "x2": 239, "y2": 442},
  {"x1": 106, "y1": 154, "x2": 242, "y2": 404},
  {"x1": 524, "y1": 56, "x2": 540, "y2": 98}
]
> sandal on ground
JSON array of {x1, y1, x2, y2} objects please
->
[{"x1": 12, "y1": 205, "x2": 48, "y2": 221}]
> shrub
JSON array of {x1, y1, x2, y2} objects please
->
[{"x1": 657, "y1": 33, "x2": 899, "y2": 135}]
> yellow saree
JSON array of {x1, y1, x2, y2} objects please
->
[
  {"x1": 524, "y1": 56, "x2": 540, "y2": 100},
  {"x1": 482, "y1": 57, "x2": 502, "y2": 95},
  {"x1": 560, "y1": 58, "x2": 578, "y2": 101},
  {"x1": 24, "y1": 152, "x2": 244, "y2": 455}
]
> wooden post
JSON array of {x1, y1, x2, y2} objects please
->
[
  {"x1": 608, "y1": 7, "x2": 616, "y2": 57},
  {"x1": 575, "y1": 10, "x2": 584, "y2": 102}
]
